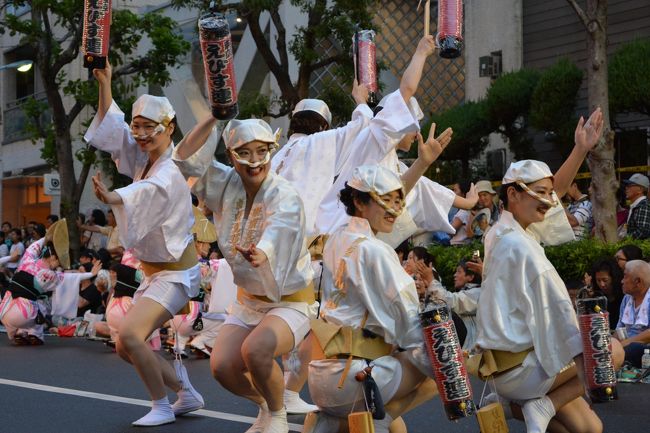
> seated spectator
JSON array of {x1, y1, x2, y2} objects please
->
[
  {"x1": 564, "y1": 180, "x2": 593, "y2": 240},
  {"x1": 31, "y1": 223, "x2": 46, "y2": 244},
  {"x1": 617, "y1": 260, "x2": 650, "y2": 368},
  {"x1": 78, "y1": 210, "x2": 123, "y2": 261},
  {"x1": 475, "y1": 180, "x2": 499, "y2": 226},
  {"x1": 432, "y1": 180, "x2": 472, "y2": 245},
  {"x1": 427, "y1": 258, "x2": 481, "y2": 350},
  {"x1": 0, "y1": 231, "x2": 7, "y2": 258},
  {"x1": 622, "y1": 174, "x2": 650, "y2": 239},
  {"x1": 590, "y1": 258, "x2": 624, "y2": 328},
  {"x1": 0, "y1": 229, "x2": 25, "y2": 277},
  {"x1": 45, "y1": 214, "x2": 59, "y2": 229},
  {"x1": 77, "y1": 263, "x2": 103, "y2": 317},
  {"x1": 81, "y1": 209, "x2": 108, "y2": 251},
  {"x1": 614, "y1": 244, "x2": 644, "y2": 271}
]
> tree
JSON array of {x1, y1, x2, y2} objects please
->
[
  {"x1": 0, "y1": 0, "x2": 190, "y2": 258},
  {"x1": 173, "y1": 0, "x2": 377, "y2": 119},
  {"x1": 425, "y1": 100, "x2": 490, "y2": 178},
  {"x1": 609, "y1": 38, "x2": 650, "y2": 118},
  {"x1": 484, "y1": 68, "x2": 541, "y2": 159},
  {"x1": 566, "y1": 0, "x2": 617, "y2": 241},
  {"x1": 530, "y1": 58, "x2": 584, "y2": 157}
]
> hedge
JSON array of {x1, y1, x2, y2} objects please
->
[{"x1": 428, "y1": 238, "x2": 650, "y2": 288}]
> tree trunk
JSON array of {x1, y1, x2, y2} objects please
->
[{"x1": 585, "y1": 0, "x2": 618, "y2": 242}]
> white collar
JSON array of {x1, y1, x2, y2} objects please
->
[{"x1": 630, "y1": 196, "x2": 646, "y2": 209}]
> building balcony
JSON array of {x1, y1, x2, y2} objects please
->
[{"x1": 2, "y1": 92, "x2": 51, "y2": 144}]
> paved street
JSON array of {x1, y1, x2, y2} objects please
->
[{"x1": 0, "y1": 336, "x2": 647, "y2": 433}]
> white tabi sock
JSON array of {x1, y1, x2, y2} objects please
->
[
  {"x1": 132, "y1": 396, "x2": 175, "y2": 427},
  {"x1": 264, "y1": 407, "x2": 289, "y2": 433},
  {"x1": 284, "y1": 389, "x2": 318, "y2": 414},
  {"x1": 245, "y1": 402, "x2": 271, "y2": 433},
  {"x1": 522, "y1": 396, "x2": 556, "y2": 433},
  {"x1": 373, "y1": 414, "x2": 394, "y2": 433}
]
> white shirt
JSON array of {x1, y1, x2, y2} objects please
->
[
  {"x1": 321, "y1": 217, "x2": 422, "y2": 350},
  {"x1": 477, "y1": 210, "x2": 583, "y2": 377},
  {"x1": 84, "y1": 100, "x2": 199, "y2": 298},
  {"x1": 450, "y1": 210, "x2": 471, "y2": 245},
  {"x1": 314, "y1": 91, "x2": 456, "y2": 247},
  {"x1": 272, "y1": 104, "x2": 373, "y2": 236},
  {"x1": 172, "y1": 128, "x2": 313, "y2": 306}
]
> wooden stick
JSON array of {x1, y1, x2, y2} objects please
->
[{"x1": 424, "y1": 0, "x2": 430, "y2": 36}]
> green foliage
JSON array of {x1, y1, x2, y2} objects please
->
[
  {"x1": 428, "y1": 242, "x2": 484, "y2": 288},
  {"x1": 238, "y1": 92, "x2": 272, "y2": 119},
  {"x1": 317, "y1": 76, "x2": 357, "y2": 126},
  {"x1": 530, "y1": 58, "x2": 583, "y2": 156},
  {"x1": 485, "y1": 68, "x2": 540, "y2": 159},
  {"x1": 424, "y1": 100, "x2": 490, "y2": 168},
  {"x1": 428, "y1": 238, "x2": 650, "y2": 289},
  {"x1": 609, "y1": 38, "x2": 650, "y2": 117}
]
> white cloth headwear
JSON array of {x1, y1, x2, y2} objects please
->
[
  {"x1": 293, "y1": 99, "x2": 332, "y2": 125},
  {"x1": 348, "y1": 165, "x2": 403, "y2": 196},
  {"x1": 132, "y1": 95, "x2": 175, "y2": 126},
  {"x1": 377, "y1": 95, "x2": 423, "y2": 121},
  {"x1": 222, "y1": 118, "x2": 277, "y2": 150},
  {"x1": 502, "y1": 160, "x2": 553, "y2": 184},
  {"x1": 503, "y1": 160, "x2": 556, "y2": 207}
]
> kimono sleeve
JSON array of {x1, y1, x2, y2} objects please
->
[
  {"x1": 255, "y1": 189, "x2": 309, "y2": 302},
  {"x1": 351, "y1": 244, "x2": 423, "y2": 350},
  {"x1": 520, "y1": 269, "x2": 583, "y2": 376},
  {"x1": 172, "y1": 125, "x2": 221, "y2": 179},
  {"x1": 84, "y1": 100, "x2": 141, "y2": 178},
  {"x1": 331, "y1": 104, "x2": 373, "y2": 173},
  {"x1": 50, "y1": 272, "x2": 94, "y2": 319},
  {"x1": 407, "y1": 175, "x2": 456, "y2": 234},
  {"x1": 191, "y1": 161, "x2": 233, "y2": 213},
  {"x1": 112, "y1": 173, "x2": 173, "y2": 249},
  {"x1": 444, "y1": 286, "x2": 480, "y2": 315}
]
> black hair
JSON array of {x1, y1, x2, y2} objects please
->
[
  {"x1": 91, "y1": 209, "x2": 107, "y2": 226},
  {"x1": 33, "y1": 223, "x2": 46, "y2": 238},
  {"x1": 43, "y1": 242, "x2": 58, "y2": 261},
  {"x1": 47, "y1": 215, "x2": 59, "y2": 223},
  {"x1": 457, "y1": 179, "x2": 472, "y2": 197},
  {"x1": 191, "y1": 194, "x2": 199, "y2": 207},
  {"x1": 498, "y1": 182, "x2": 525, "y2": 210},
  {"x1": 80, "y1": 249, "x2": 97, "y2": 259},
  {"x1": 590, "y1": 258, "x2": 624, "y2": 302},
  {"x1": 96, "y1": 248, "x2": 112, "y2": 269},
  {"x1": 395, "y1": 239, "x2": 411, "y2": 260},
  {"x1": 1, "y1": 221, "x2": 11, "y2": 228},
  {"x1": 410, "y1": 246, "x2": 435, "y2": 267},
  {"x1": 618, "y1": 244, "x2": 643, "y2": 262},
  {"x1": 10, "y1": 228, "x2": 22, "y2": 240},
  {"x1": 458, "y1": 259, "x2": 482, "y2": 284},
  {"x1": 288, "y1": 110, "x2": 329, "y2": 136},
  {"x1": 339, "y1": 183, "x2": 372, "y2": 216},
  {"x1": 80, "y1": 262, "x2": 93, "y2": 273}
]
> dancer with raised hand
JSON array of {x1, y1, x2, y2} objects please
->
[
  {"x1": 475, "y1": 159, "x2": 625, "y2": 433},
  {"x1": 174, "y1": 118, "x2": 316, "y2": 433},
  {"x1": 84, "y1": 61, "x2": 204, "y2": 427},
  {"x1": 305, "y1": 123, "x2": 451, "y2": 433},
  {"x1": 315, "y1": 35, "x2": 477, "y2": 247}
]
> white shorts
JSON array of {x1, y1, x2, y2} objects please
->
[
  {"x1": 224, "y1": 307, "x2": 310, "y2": 348},
  {"x1": 134, "y1": 280, "x2": 191, "y2": 316},
  {"x1": 492, "y1": 352, "x2": 563, "y2": 400},
  {"x1": 308, "y1": 356, "x2": 403, "y2": 418}
]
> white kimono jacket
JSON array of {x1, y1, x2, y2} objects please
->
[
  {"x1": 84, "y1": 101, "x2": 200, "y2": 298},
  {"x1": 271, "y1": 104, "x2": 373, "y2": 236},
  {"x1": 476, "y1": 210, "x2": 583, "y2": 377},
  {"x1": 313, "y1": 91, "x2": 456, "y2": 247},
  {"x1": 320, "y1": 217, "x2": 422, "y2": 348},
  {"x1": 172, "y1": 133, "x2": 314, "y2": 322}
]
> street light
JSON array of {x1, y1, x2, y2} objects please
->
[{"x1": 0, "y1": 60, "x2": 33, "y2": 72}]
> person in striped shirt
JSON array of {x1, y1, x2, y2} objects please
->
[{"x1": 564, "y1": 181, "x2": 593, "y2": 240}]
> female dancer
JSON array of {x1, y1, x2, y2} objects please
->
[
  {"x1": 476, "y1": 158, "x2": 624, "y2": 433},
  {"x1": 174, "y1": 117, "x2": 316, "y2": 433},
  {"x1": 306, "y1": 126, "x2": 450, "y2": 432},
  {"x1": 85, "y1": 62, "x2": 204, "y2": 427}
]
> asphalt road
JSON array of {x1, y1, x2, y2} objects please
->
[{"x1": 0, "y1": 336, "x2": 647, "y2": 433}]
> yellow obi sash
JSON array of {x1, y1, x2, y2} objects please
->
[
  {"x1": 236, "y1": 282, "x2": 316, "y2": 305},
  {"x1": 140, "y1": 241, "x2": 198, "y2": 276},
  {"x1": 466, "y1": 347, "x2": 534, "y2": 380}
]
